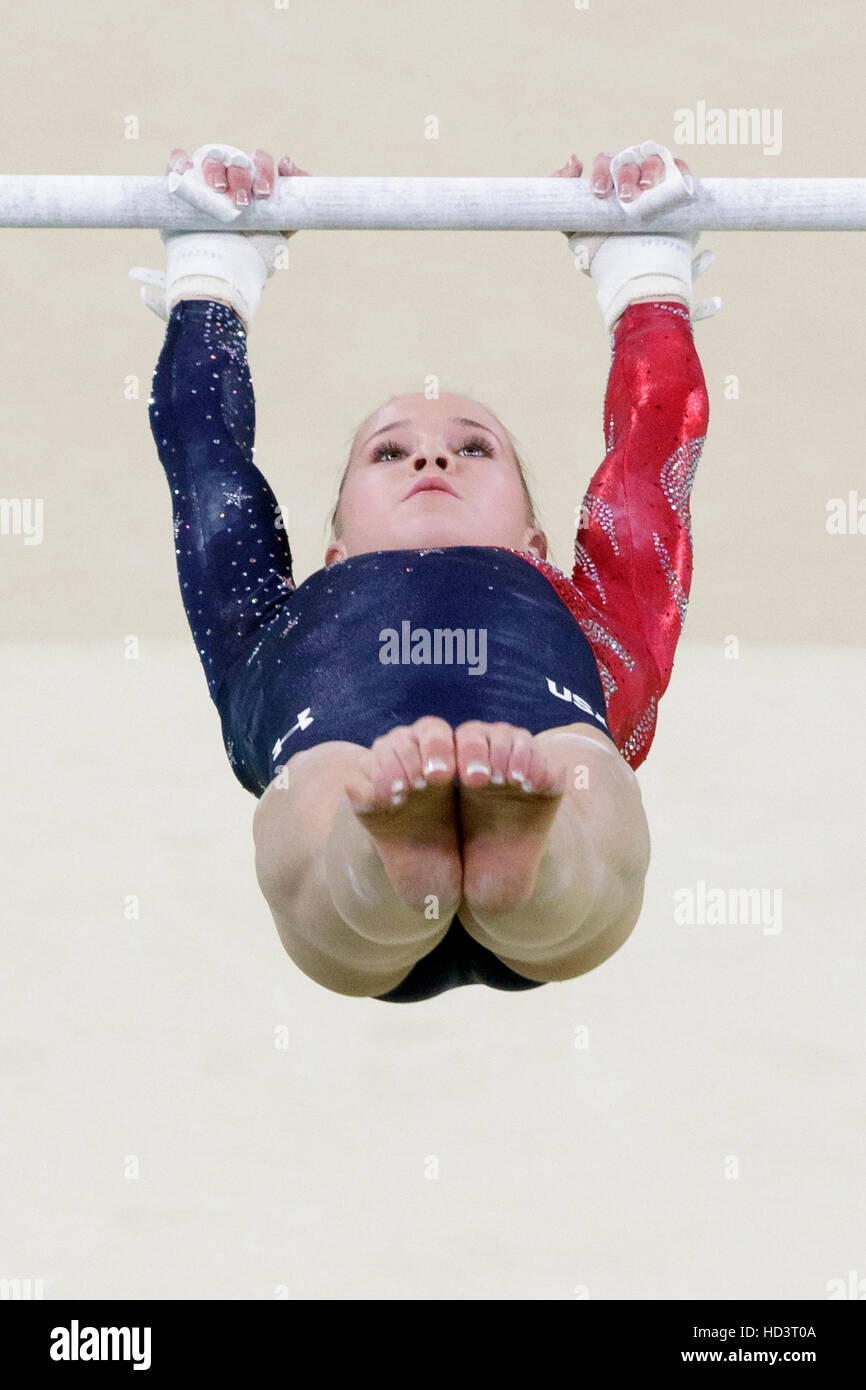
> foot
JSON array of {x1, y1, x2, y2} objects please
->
[
  {"x1": 454, "y1": 721, "x2": 568, "y2": 917},
  {"x1": 343, "y1": 716, "x2": 463, "y2": 915}
]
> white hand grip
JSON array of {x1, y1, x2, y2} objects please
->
[
  {"x1": 166, "y1": 143, "x2": 254, "y2": 224},
  {"x1": 609, "y1": 141, "x2": 694, "y2": 220}
]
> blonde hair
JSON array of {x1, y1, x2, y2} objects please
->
[{"x1": 326, "y1": 407, "x2": 544, "y2": 543}]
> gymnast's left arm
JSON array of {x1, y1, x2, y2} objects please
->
[{"x1": 548, "y1": 144, "x2": 719, "y2": 764}]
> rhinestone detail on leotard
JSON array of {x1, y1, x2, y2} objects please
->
[
  {"x1": 620, "y1": 695, "x2": 658, "y2": 763},
  {"x1": 660, "y1": 436, "x2": 705, "y2": 543},
  {"x1": 573, "y1": 540, "x2": 608, "y2": 607},
  {"x1": 652, "y1": 532, "x2": 689, "y2": 627},
  {"x1": 580, "y1": 491, "x2": 620, "y2": 555}
]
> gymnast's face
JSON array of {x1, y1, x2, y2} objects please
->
[{"x1": 324, "y1": 393, "x2": 547, "y2": 567}]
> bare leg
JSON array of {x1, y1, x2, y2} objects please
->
[
  {"x1": 253, "y1": 719, "x2": 463, "y2": 996},
  {"x1": 453, "y1": 722, "x2": 652, "y2": 981},
  {"x1": 253, "y1": 717, "x2": 649, "y2": 995}
]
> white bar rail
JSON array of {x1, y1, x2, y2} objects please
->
[{"x1": 1, "y1": 175, "x2": 864, "y2": 231}]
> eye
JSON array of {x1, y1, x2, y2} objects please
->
[
  {"x1": 370, "y1": 439, "x2": 407, "y2": 462},
  {"x1": 369, "y1": 435, "x2": 494, "y2": 461},
  {"x1": 457, "y1": 435, "x2": 494, "y2": 457}
]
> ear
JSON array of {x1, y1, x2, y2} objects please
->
[
  {"x1": 325, "y1": 538, "x2": 348, "y2": 567},
  {"x1": 523, "y1": 526, "x2": 548, "y2": 562}
]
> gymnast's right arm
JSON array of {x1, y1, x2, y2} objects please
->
[{"x1": 131, "y1": 144, "x2": 309, "y2": 701}]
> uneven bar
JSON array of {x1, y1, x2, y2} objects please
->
[{"x1": 1, "y1": 175, "x2": 865, "y2": 231}]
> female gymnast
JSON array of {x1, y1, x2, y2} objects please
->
[{"x1": 137, "y1": 139, "x2": 715, "y2": 1003}]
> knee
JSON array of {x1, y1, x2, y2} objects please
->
[
  {"x1": 590, "y1": 756, "x2": 652, "y2": 883},
  {"x1": 492, "y1": 875, "x2": 646, "y2": 983},
  {"x1": 266, "y1": 739, "x2": 367, "y2": 797},
  {"x1": 273, "y1": 922, "x2": 423, "y2": 999}
]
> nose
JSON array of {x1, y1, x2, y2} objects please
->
[{"x1": 412, "y1": 453, "x2": 450, "y2": 471}]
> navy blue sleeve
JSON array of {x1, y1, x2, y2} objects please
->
[{"x1": 148, "y1": 298, "x2": 296, "y2": 701}]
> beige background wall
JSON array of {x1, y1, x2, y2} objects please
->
[{"x1": 1, "y1": 0, "x2": 864, "y2": 1303}]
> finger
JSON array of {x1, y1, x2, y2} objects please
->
[
  {"x1": 638, "y1": 153, "x2": 665, "y2": 189},
  {"x1": 549, "y1": 153, "x2": 583, "y2": 178},
  {"x1": 201, "y1": 156, "x2": 228, "y2": 192},
  {"x1": 166, "y1": 148, "x2": 193, "y2": 175},
  {"x1": 226, "y1": 162, "x2": 252, "y2": 207},
  {"x1": 252, "y1": 148, "x2": 275, "y2": 198},
  {"x1": 616, "y1": 163, "x2": 641, "y2": 203},
  {"x1": 590, "y1": 151, "x2": 613, "y2": 197},
  {"x1": 277, "y1": 155, "x2": 312, "y2": 177}
]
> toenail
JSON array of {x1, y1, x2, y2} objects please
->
[
  {"x1": 390, "y1": 791, "x2": 406, "y2": 806},
  {"x1": 490, "y1": 772, "x2": 505, "y2": 785},
  {"x1": 413, "y1": 777, "x2": 427, "y2": 789},
  {"x1": 465, "y1": 762, "x2": 490, "y2": 777},
  {"x1": 423, "y1": 759, "x2": 448, "y2": 775},
  {"x1": 510, "y1": 769, "x2": 527, "y2": 783},
  {"x1": 391, "y1": 779, "x2": 405, "y2": 794},
  {"x1": 521, "y1": 781, "x2": 534, "y2": 793}
]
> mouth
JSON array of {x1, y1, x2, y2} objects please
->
[{"x1": 403, "y1": 480, "x2": 459, "y2": 500}]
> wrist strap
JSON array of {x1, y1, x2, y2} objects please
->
[
  {"x1": 603, "y1": 275, "x2": 690, "y2": 330},
  {"x1": 165, "y1": 275, "x2": 251, "y2": 329},
  {"x1": 162, "y1": 231, "x2": 268, "y2": 326},
  {"x1": 569, "y1": 231, "x2": 696, "y2": 332}
]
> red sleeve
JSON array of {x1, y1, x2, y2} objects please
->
[{"x1": 558, "y1": 300, "x2": 710, "y2": 768}]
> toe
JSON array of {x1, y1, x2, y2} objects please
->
[
  {"x1": 368, "y1": 737, "x2": 408, "y2": 804},
  {"x1": 504, "y1": 728, "x2": 534, "y2": 788},
  {"x1": 380, "y1": 725, "x2": 425, "y2": 791},
  {"x1": 412, "y1": 716, "x2": 457, "y2": 782},
  {"x1": 343, "y1": 755, "x2": 376, "y2": 811},
  {"x1": 484, "y1": 722, "x2": 515, "y2": 785},
  {"x1": 527, "y1": 744, "x2": 566, "y2": 796},
  {"x1": 454, "y1": 721, "x2": 492, "y2": 784}
]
